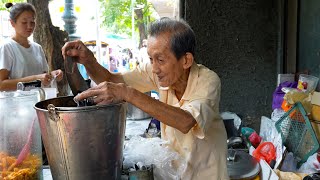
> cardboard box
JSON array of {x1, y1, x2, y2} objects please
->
[
  {"x1": 277, "y1": 74, "x2": 295, "y2": 86},
  {"x1": 311, "y1": 105, "x2": 320, "y2": 121},
  {"x1": 311, "y1": 91, "x2": 320, "y2": 106}
]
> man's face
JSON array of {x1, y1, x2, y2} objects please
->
[
  {"x1": 11, "y1": 11, "x2": 35, "y2": 39},
  {"x1": 147, "y1": 33, "x2": 185, "y2": 88}
]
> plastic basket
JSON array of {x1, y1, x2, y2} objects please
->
[{"x1": 275, "y1": 102, "x2": 319, "y2": 166}]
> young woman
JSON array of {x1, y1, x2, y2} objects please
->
[{"x1": 0, "y1": 2, "x2": 63, "y2": 91}]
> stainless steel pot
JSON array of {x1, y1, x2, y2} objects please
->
[
  {"x1": 227, "y1": 149, "x2": 260, "y2": 179},
  {"x1": 127, "y1": 92, "x2": 151, "y2": 120},
  {"x1": 127, "y1": 103, "x2": 151, "y2": 120},
  {"x1": 34, "y1": 96, "x2": 126, "y2": 180}
]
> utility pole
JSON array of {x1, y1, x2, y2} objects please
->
[{"x1": 62, "y1": 0, "x2": 80, "y2": 41}]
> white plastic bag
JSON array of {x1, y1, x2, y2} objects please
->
[
  {"x1": 220, "y1": 111, "x2": 242, "y2": 130},
  {"x1": 298, "y1": 153, "x2": 320, "y2": 174},
  {"x1": 123, "y1": 136, "x2": 187, "y2": 180}
]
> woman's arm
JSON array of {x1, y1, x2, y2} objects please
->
[{"x1": 0, "y1": 69, "x2": 53, "y2": 91}]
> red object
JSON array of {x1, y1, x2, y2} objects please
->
[
  {"x1": 302, "y1": 82, "x2": 308, "y2": 89},
  {"x1": 252, "y1": 142, "x2": 276, "y2": 165},
  {"x1": 248, "y1": 131, "x2": 262, "y2": 148}
]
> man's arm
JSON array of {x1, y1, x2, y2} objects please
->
[
  {"x1": 125, "y1": 87, "x2": 197, "y2": 134},
  {"x1": 75, "y1": 81, "x2": 197, "y2": 134},
  {"x1": 82, "y1": 59, "x2": 125, "y2": 84},
  {"x1": 62, "y1": 40, "x2": 124, "y2": 84}
]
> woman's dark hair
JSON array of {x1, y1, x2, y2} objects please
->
[
  {"x1": 5, "y1": 2, "x2": 36, "y2": 23},
  {"x1": 148, "y1": 17, "x2": 196, "y2": 60}
]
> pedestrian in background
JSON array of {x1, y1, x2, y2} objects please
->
[{"x1": 138, "y1": 39, "x2": 149, "y2": 65}]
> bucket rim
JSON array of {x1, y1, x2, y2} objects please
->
[{"x1": 34, "y1": 95, "x2": 126, "y2": 112}]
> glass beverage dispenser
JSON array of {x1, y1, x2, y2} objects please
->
[{"x1": 0, "y1": 86, "x2": 43, "y2": 179}]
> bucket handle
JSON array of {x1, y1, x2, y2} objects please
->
[{"x1": 47, "y1": 104, "x2": 60, "y2": 122}]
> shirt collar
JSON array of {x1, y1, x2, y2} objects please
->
[{"x1": 181, "y1": 62, "x2": 199, "y2": 101}]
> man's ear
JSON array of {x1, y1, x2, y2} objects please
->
[{"x1": 183, "y1": 52, "x2": 194, "y2": 69}]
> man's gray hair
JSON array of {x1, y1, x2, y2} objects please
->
[{"x1": 148, "y1": 17, "x2": 196, "y2": 60}]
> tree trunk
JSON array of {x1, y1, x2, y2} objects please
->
[
  {"x1": 27, "y1": 0, "x2": 69, "y2": 96},
  {"x1": 135, "y1": 8, "x2": 146, "y2": 48}
]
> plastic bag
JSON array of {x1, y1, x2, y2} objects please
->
[
  {"x1": 280, "y1": 152, "x2": 297, "y2": 172},
  {"x1": 271, "y1": 108, "x2": 286, "y2": 122},
  {"x1": 298, "y1": 152, "x2": 320, "y2": 174},
  {"x1": 272, "y1": 81, "x2": 297, "y2": 110},
  {"x1": 123, "y1": 136, "x2": 187, "y2": 180},
  {"x1": 283, "y1": 89, "x2": 312, "y2": 114},
  {"x1": 260, "y1": 116, "x2": 279, "y2": 142},
  {"x1": 220, "y1": 112, "x2": 242, "y2": 130}
]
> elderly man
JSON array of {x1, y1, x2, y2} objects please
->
[{"x1": 62, "y1": 17, "x2": 228, "y2": 180}]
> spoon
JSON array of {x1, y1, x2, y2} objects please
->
[{"x1": 8, "y1": 117, "x2": 37, "y2": 170}]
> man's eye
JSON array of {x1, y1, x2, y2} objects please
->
[{"x1": 150, "y1": 58, "x2": 153, "y2": 64}]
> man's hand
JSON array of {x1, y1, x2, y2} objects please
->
[
  {"x1": 74, "y1": 81, "x2": 128, "y2": 105},
  {"x1": 61, "y1": 40, "x2": 95, "y2": 66}
]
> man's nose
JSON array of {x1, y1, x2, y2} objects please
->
[{"x1": 151, "y1": 63, "x2": 160, "y2": 74}]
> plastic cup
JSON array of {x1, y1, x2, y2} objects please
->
[
  {"x1": 43, "y1": 88, "x2": 57, "y2": 100},
  {"x1": 297, "y1": 74, "x2": 319, "y2": 92}
]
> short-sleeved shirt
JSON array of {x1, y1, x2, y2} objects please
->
[
  {"x1": 123, "y1": 62, "x2": 229, "y2": 180},
  {"x1": 0, "y1": 38, "x2": 48, "y2": 79}
]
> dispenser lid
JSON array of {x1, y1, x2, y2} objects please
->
[
  {"x1": 227, "y1": 149, "x2": 260, "y2": 179},
  {"x1": 0, "y1": 90, "x2": 38, "y2": 99}
]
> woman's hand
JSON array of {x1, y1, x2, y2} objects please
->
[
  {"x1": 61, "y1": 40, "x2": 96, "y2": 66},
  {"x1": 37, "y1": 73, "x2": 52, "y2": 86},
  {"x1": 51, "y1": 69, "x2": 63, "y2": 82},
  {"x1": 74, "y1": 81, "x2": 128, "y2": 105}
]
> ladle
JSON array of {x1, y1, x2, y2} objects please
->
[
  {"x1": 65, "y1": 56, "x2": 93, "y2": 107},
  {"x1": 9, "y1": 81, "x2": 46, "y2": 170},
  {"x1": 65, "y1": 56, "x2": 89, "y2": 95},
  {"x1": 8, "y1": 117, "x2": 37, "y2": 171}
]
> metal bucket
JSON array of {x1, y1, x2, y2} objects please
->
[{"x1": 34, "y1": 96, "x2": 126, "y2": 180}]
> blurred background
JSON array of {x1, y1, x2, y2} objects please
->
[{"x1": 0, "y1": 0, "x2": 179, "y2": 75}]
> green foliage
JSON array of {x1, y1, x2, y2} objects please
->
[
  {"x1": 0, "y1": 0, "x2": 26, "y2": 11},
  {"x1": 99, "y1": 0, "x2": 156, "y2": 37}
]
